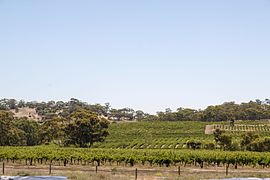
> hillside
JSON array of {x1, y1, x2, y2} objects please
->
[
  {"x1": 1, "y1": 98, "x2": 270, "y2": 122},
  {"x1": 94, "y1": 120, "x2": 270, "y2": 149},
  {"x1": 1, "y1": 98, "x2": 270, "y2": 150},
  {"x1": 94, "y1": 121, "x2": 213, "y2": 149}
]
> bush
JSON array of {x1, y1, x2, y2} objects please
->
[
  {"x1": 185, "y1": 140, "x2": 202, "y2": 150},
  {"x1": 204, "y1": 142, "x2": 215, "y2": 150},
  {"x1": 247, "y1": 138, "x2": 270, "y2": 152}
]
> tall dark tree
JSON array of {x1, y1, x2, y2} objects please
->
[
  {"x1": 64, "y1": 109, "x2": 109, "y2": 147},
  {"x1": 0, "y1": 111, "x2": 14, "y2": 145},
  {"x1": 15, "y1": 118, "x2": 41, "y2": 146},
  {"x1": 240, "y1": 132, "x2": 259, "y2": 150},
  {"x1": 0, "y1": 111, "x2": 25, "y2": 146},
  {"x1": 213, "y1": 129, "x2": 232, "y2": 150},
  {"x1": 40, "y1": 117, "x2": 65, "y2": 144}
]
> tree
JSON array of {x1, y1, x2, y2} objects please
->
[
  {"x1": 213, "y1": 129, "x2": 232, "y2": 150},
  {"x1": 229, "y1": 118, "x2": 235, "y2": 127},
  {"x1": 157, "y1": 108, "x2": 177, "y2": 121},
  {"x1": 165, "y1": 108, "x2": 172, "y2": 113},
  {"x1": 108, "y1": 108, "x2": 135, "y2": 121},
  {"x1": 134, "y1": 110, "x2": 145, "y2": 120},
  {"x1": 104, "y1": 103, "x2": 111, "y2": 116},
  {"x1": 109, "y1": 108, "x2": 122, "y2": 121},
  {"x1": 240, "y1": 132, "x2": 259, "y2": 150},
  {"x1": 64, "y1": 109, "x2": 109, "y2": 147},
  {"x1": 15, "y1": 118, "x2": 41, "y2": 146},
  {"x1": 8, "y1": 99, "x2": 17, "y2": 109},
  {"x1": 0, "y1": 110, "x2": 26, "y2": 146},
  {"x1": 219, "y1": 134, "x2": 232, "y2": 150},
  {"x1": 185, "y1": 140, "x2": 202, "y2": 150},
  {"x1": 0, "y1": 111, "x2": 15, "y2": 145},
  {"x1": 213, "y1": 129, "x2": 223, "y2": 142},
  {"x1": 247, "y1": 138, "x2": 270, "y2": 152},
  {"x1": 40, "y1": 117, "x2": 65, "y2": 144},
  {"x1": 176, "y1": 108, "x2": 198, "y2": 121},
  {"x1": 17, "y1": 100, "x2": 26, "y2": 108},
  {"x1": 88, "y1": 104, "x2": 108, "y2": 116},
  {"x1": 7, "y1": 128, "x2": 25, "y2": 146}
]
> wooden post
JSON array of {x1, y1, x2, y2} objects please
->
[
  {"x1": 49, "y1": 163, "x2": 52, "y2": 175},
  {"x1": 135, "y1": 168, "x2": 137, "y2": 179},
  {"x1": 178, "y1": 166, "x2": 180, "y2": 176},
  {"x1": 95, "y1": 166, "x2": 98, "y2": 173},
  {"x1": 225, "y1": 164, "x2": 229, "y2": 176},
  {"x1": 2, "y1": 162, "x2": 4, "y2": 175}
]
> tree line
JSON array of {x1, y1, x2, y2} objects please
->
[
  {"x1": 157, "y1": 100, "x2": 270, "y2": 122},
  {"x1": 0, "y1": 98, "x2": 270, "y2": 122},
  {"x1": 0, "y1": 109, "x2": 109, "y2": 147},
  {"x1": 0, "y1": 98, "x2": 147, "y2": 121}
]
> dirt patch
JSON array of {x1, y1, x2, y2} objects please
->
[
  {"x1": 205, "y1": 125, "x2": 215, "y2": 134},
  {"x1": 10, "y1": 107, "x2": 42, "y2": 121}
]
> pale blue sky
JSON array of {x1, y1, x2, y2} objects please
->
[{"x1": 0, "y1": 0, "x2": 270, "y2": 113}]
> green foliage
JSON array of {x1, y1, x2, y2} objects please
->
[
  {"x1": 204, "y1": 142, "x2": 215, "y2": 150},
  {"x1": 0, "y1": 109, "x2": 110, "y2": 147},
  {"x1": 1, "y1": 98, "x2": 270, "y2": 122},
  {"x1": 64, "y1": 109, "x2": 109, "y2": 147},
  {"x1": 39, "y1": 117, "x2": 65, "y2": 144},
  {"x1": 212, "y1": 129, "x2": 266, "y2": 151},
  {"x1": 155, "y1": 100, "x2": 270, "y2": 122},
  {"x1": 247, "y1": 138, "x2": 270, "y2": 152},
  {"x1": 185, "y1": 140, "x2": 202, "y2": 150},
  {"x1": 95, "y1": 121, "x2": 213, "y2": 149},
  {"x1": 213, "y1": 129, "x2": 223, "y2": 143},
  {"x1": 0, "y1": 110, "x2": 24, "y2": 146},
  {"x1": 213, "y1": 129, "x2": 232, "y2": 150},
  {"x1": 15, "y1": 118, "x2": 41, "y2": 146},
  {"x1": 240, "y1": 132, "x2": 259, "y2": 150},
  {"x1": 1, "y1": 146, "x2": 270, "y2": 168},
  {"x1": 219, "y1": 134, "x2": 232, "y2": 150},
  {"x1": 213, "y1": 124, "x2": 270, "y2": 133}
]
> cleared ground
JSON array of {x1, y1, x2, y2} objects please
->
[{"x1": 2, "y1": 163, "x2": 270, "y2": 180}]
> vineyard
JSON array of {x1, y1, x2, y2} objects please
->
[
  {"x1": 94, "y1": 121, "x2": 270, "y2": 149},
  {"x1": 94, "y1": 121, "x2": 214, "y2": 149},
  {"x1": 212, "y1": 124, "x2": 270, "y2": 133},
  {"x1": 1, "y1": 146, "x2": 270, "y2": 169}
]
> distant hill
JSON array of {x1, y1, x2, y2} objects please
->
[
  {"x1": 0, "y1": 98, "x2": 142, "y2": 121},
  {"x1": 1, "y1": 98, "x2": 270, "y2": 122}
]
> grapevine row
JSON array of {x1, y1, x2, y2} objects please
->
[
  {"x1": 213, "y1": 124, "x2": 270, "y2": 132},
  {"x1": 0, "y1": 147, "x2": 270, "y2": 168}
]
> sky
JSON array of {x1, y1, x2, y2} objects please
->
[{"x1": 0, "y1": 0, "x2": 270, "y2": 114}]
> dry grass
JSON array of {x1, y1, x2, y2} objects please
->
[{"x1": 2, "y1": 163, "x2": 270, "y2": 180}]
